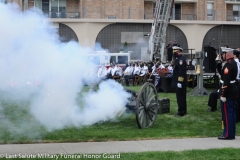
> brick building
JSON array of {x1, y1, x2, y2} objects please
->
[
  {"x1": 3, "y1": 0, "x2": 240, "y2": 61},
  {"x1": 16, "y1": 0, "x2": 240, "y2": 21}
]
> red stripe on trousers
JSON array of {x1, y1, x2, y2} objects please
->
[{"x1": 224, "y1": 102, "x2": 228, "y2": 137}]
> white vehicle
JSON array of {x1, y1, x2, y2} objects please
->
[{"x1": 85, "y1": 52, "x2": 130, "y2": 68}]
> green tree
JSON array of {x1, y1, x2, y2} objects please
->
[{"x1": 123, "y1": 41, "x2": 128, "y2": 53}]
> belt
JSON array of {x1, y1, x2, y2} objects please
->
[
  {"x1": 236, "y1": 79, "x2": 240, "y2": 82},
  {"x1": 220, "y1": 80, "x2": 235, "y2": 84}
]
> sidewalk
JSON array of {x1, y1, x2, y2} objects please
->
[{"x1": 0, "y1": 137, "x2": 240, "y2": 155}]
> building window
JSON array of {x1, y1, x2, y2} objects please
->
[
  {"x1": 59, "y1": 0, "x2": 66, "y2": 12},
  {"x1": 34, "y1": 0, "x2": 66, "y2": 18},
  {"x1": 153, "y1": 2, "x2": 156, "y2": 14},
  {"x1": 108, "y1": 16, "x2": 116, "y2": 19},
  {"x1": 174, "y1": 3, "x2": 181, "y2": 20},
  {"x1": 233, "y1": 5, "x2": 240, "y2": 17},
  {"x1": 34, "y1": 0, "x2": 66, "y2": 13},
  {"x1": 207, "y1": 3, "x2": 214, "y2": 16}
]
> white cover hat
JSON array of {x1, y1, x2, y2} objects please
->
[
  {"x1": 172, "y1": 46, "x2": 183, "y2": 52},
  {"x1": 221, "y1": 47, "x2": 234, "y2": 53}
]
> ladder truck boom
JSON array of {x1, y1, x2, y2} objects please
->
[{"x1": 149, "y1": 0, "x2": 174, "y2": 62}]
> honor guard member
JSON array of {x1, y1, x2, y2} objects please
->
[
  {"x1": 206, "y1": 55, "x2": 224, "y2": 112},
  {"x1": 218, "y1": 47, "x2": 239, "y2": 140},
  {"x1": 207, "y1": 46, "x2": 230, "y2": 112},
  {"x1": 233, "y1": 49, "x2": 240, "y2": 123},
  {"x1": 166, "y1": 41, "x2": 173, "y2": 62},
  {"x1": 207, "y1": 47, "x2": 228, "y2": 112},
  {"x1": 207, "y1": 61, "x2": 223, "y2": 112},
  {"x1": 172, "y1": 46, "x2": 187, "y2": 116}
]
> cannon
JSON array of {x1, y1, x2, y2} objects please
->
[
  {"x1": 90, "y1": 81, "x2": 159, "y2": 129},
  {"x1": 125, "y1": 82, "x2": 159, "y2": 128}
]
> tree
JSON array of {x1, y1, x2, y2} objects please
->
[{"x1": 123, "y1": 41, "x2": 128, "y2": 53}]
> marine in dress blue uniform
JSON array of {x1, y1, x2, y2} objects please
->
[
  {"x1": 218, "y1": 47, "x2": 239, "y2": 140},
  {"x1": 233, "y1": 49, "x2": 240, "y2": 123},
  {"x1": 172, "y1": 46, "x2": 187, "y2": 116}
]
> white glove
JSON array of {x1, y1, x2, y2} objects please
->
[
  {"x1": 177, "y1": 83, "x2": 182, "y2": 88},
  {"x1": 220, "y1": 97, "x2": 226, "y2": 102}
]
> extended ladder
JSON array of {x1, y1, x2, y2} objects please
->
[{"x1": 149, "y1": 0, "x2": 174, "y2": 62}]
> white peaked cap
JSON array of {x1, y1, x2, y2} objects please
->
[
  {"x1": 221, "y1": 47, "x2": 234, "y2": 53},
  {"x1": 172, "y1": 46, "x2": 183, "y2": 52}
]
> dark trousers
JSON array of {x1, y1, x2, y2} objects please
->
[
  {"x1": 107, "y1": 73, "x2": 113, "y2": 79},
  {"x1": 176, "y1": 86, "x2": 187, "y2": 115},
  {"x1": 220, "y1": 99, "x2": 236, "y2": 139},
  {"x1": 167, "y1": 52, "x2": 173, "y2": 62},
  {"x1": 236, "y1": 97, "x2": 240, "y2": 123},
  {"x1": 124, "y1": 75, "x2": 134, "y2": 86},
  {"x1": 236, "y1": 82, "x2": 240, "y2": 122},
  {"x1": 208, "y1": 90, "x2": 219, "y2": 111}
]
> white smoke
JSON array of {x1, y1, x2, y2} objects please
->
[{"x1": 0, "y1": 3, "x2": 130, "y2": 135}]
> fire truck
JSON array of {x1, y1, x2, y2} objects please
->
[
  {"x1": 86, "y1": 52, "x2": 130, "y2": 68},
  {"x1": 149, "y1": 0, "x2": 174, "y2": 62}
]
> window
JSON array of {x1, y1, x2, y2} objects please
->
[
  {"x1": 108, "y1": 16, "x2": 116, "y2": 19},
  {"x1": 110, "y1": 56, "x2": 116, "y2": 64},
  {"x1": 51, "y1": 0, "x2": 58, "y2": 13},
  {"x1": 118, "y1": 56, "x2": 128, "y2": 64},
  {"x1": 175, "y1": 4, "x2": 181, "y2": 20},
  {"x1": 233, "y1": 5, "x2": 240, "y2": 17},
  {"x1": 43, "y1": 0, "x2": 50, "y2": 16},
  {"x1": 51, "y1": 0, "x2": 66, "y2": 12},
  {"x1": 207, "y1": 3, "x2": 214, "y2": 16},
  {"x1": 34, "y1": 0, "x2": 66, "y2": 14},
  {"x1": 59, "y1": 0, "x2": 66, "y2": 12}
]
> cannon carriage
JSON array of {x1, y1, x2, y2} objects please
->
[
  {"x1": 125, "y1": 82, "x2": 159, "y2": 128},
  {"x1": 90, "y1": 80, "x2": 161, "y2": 129}
]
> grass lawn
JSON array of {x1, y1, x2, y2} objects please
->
[
  {"x1": 1, "y1": 84, "x2": 239, "y2": 144},
  {"x1": 120, "y1": 148, "x2": 240, "y2": 160},
  {"x1": 1, "y1": 84, "x2": 240, "y2": 160}
]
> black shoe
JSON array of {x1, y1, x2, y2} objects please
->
[
  {"x1": 218, "y1": 136, "x2": 234, "y2": 140},
  {"x1": 175, "y1": 113, "x2": 184, "y2": 117},
  {"x1": 206, "y1": 108, "x2": 217, "y2": 112}
]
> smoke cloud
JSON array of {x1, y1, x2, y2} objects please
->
[{"x1": 0, "y1": 2, "x2": 130, "y2": 139}]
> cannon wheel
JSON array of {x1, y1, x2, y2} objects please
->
[{"x1": 136, "y1": 82, "x2": 159, "y2": 129}]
